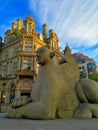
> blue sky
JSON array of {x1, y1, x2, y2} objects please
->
[{"x1": 0, "y1": 0, "x2": 98, "y2": 63}]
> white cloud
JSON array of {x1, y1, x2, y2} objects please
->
[
  {"x1": 0, "y1": 16, "x2": 26, "y2": 38},
  {"x1": 0, "y1": 25, "x2": 10, "y2": 38},
  {"x1": 8, "y1": 17, "x2": 19, "y2": 24},
  {"x1": 25, "y1": 0, "x2": 98, "y2": 62},
  {"x1": 0, "y1": 17, "x2": 19, "y2": 40},
  {"x1": 89, "y1": 48, "x2": 98, "y2": 58},
  {"x1": 29, "y1": 0, "x2": 98, "y2": 47}
]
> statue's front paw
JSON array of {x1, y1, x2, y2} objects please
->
[
  {"x1": 74, "y1": 104, "x2": 92, "y2": 119},
  {"x1": 11, "y1": 96, "x2": 30, "y2": 108},
  {"x1": 6, "y1": 106, "x2": 22, "y2": 119},
  {"x1": 6, "y1": 106, "x2": 16, "y2": 118}
]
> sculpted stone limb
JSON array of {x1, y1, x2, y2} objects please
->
[
  {"x1": 74, "y1": 78, "x2": 98, "y2": 118},
  {"x1": 11, "y1": 96, "x2": 30, "y2": 108},
  {"x1": 76, "y1": 78, "x2": 98, "y2": 103},
  {"x1": 74, "y1": 103, "x2": 98, "y2": 119}
]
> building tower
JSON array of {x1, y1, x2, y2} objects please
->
[
  {"x1": 24, "y1": 16, "x2": 36, "y2": 33},
  {"x1": 63, "y1": 44, "x2": 71, "y2": 55}
]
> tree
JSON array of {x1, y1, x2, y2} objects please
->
[{"x1": 89, "y1": 73, "x2": 98, "y2": 82}]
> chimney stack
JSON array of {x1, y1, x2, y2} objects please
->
[
  {"x1": 17, "y1": 18, "x2": 22, "y2": 30},
  {"x1": 42, "y1": 24, "x2": 47, "y2": 42},
  {"x1": 12, "y1": 22, "x2": 17, "y2": 31}
]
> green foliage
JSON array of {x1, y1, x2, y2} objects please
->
[
  {"x1": 89, "y1": 73, "x2": 98, "y2": 82},
  {"x1": 13, "y1": 29, "x2": 22, "y2": 38}
]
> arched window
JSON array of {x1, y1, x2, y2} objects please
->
[
  {"x1": 1, "y1": 91, "x2": 6, "y2": 103},
  {"x1": 2, "y1": 83, "x2": 7, "y2": 88},
  {"x1": 10, "y1": 84, "x2": 16, "y2": 103}
]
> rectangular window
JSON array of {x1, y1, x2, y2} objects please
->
[
  {"x1": 25, "y1": 42, "x2": 32, "y2": 52},
  {"x1": 2, "y1": 64, "x2": 7, "y2": 77},
  {"x1": 82, "y1": 66, "x2": 84, "y2": 69},
  {"x1": 13, "y1": 61, "x2": 18, "y2": 73},
  {"x1": 5, "y1": 51, "x2": 9, "y2": 60},
  {"x1": 25, "y1": 47, "x2": 32, "y2": 52},
  {"x1": 15, "y1": 47, "x2": 19, "y2": 55},
  {"x1": 23, "y1": 59, "x2": 32, "y2": 69}
]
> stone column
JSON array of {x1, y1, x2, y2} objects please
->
[
  {"x1": 0, "y1": 91, "x2": 1, "y2": 103},
  {"x1": 15, "y1": 88, "x2": 21, "y2": 98},
  {"x1": 18, "y1": 56, "x2": 21, "y2": 70},
  {"x1": 7, "y1": 62, "x2": 10, "y2": 76},
  {"x1": 5, "y1": 91, "x2": 8, "y2": 104},
  {"x1": 21, "y1": 57, "x2": 24, "y2": 70},
  {"x1": 5, "y1": 90, "x2": 10, "y2": 104},
  {"x1": 33, "y1": 56, "x2": 37, "y2": 72},
  {"x1": 10, "y1": 61, "x2": 13, "y2": 75},
  {"x1": 11, "y1": 61, "x2": 14, "y2": 76},
  {"x1": 33, "y1": 40, "x2": 35, "y2": 52},
  {"x1": 31, "y1": 57, "x2": 33, "y2": 71},
  {"x1": 23, "y1": 39, "x2": 25, "y2": 51}
]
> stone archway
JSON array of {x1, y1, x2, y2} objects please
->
[
  {"x1": 10, "y1": 84, "x2": 16, "y2": 103},
  {"x1": 7, "y1": 80, "x2": 16, "y2": 90},
  {"x1": 1, "y1": 83, "x2": 7, "y2": 103},
  {"x1": 7, "y1": 80, "x2": 16, "y2": 104}
]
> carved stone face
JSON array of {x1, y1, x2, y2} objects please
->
[{"x1": 36, "y1": 46, "x2": 51, "y2": 65}]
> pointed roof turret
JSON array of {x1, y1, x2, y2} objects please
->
[
  {"x1": 63, "y1": 44, "x2": 71, "y2": 55},
  {"x1": 23, "y1": 15, "x2": 36, "y2": 33},
  {"x1": 24, "y1": 15, "x2": 35, "y2": 23}
]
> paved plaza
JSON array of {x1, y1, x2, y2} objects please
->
[{"x1": 0, "y1": 113, "x2": 98, "y2": 130}]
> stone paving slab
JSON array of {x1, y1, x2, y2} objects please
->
[{"x1": 0, "y1": 113, "x2": 98, "y2": 130}]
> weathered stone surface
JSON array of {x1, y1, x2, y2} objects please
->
[
  {"x1": 58, "y1": 110, "x2": 74, "y2": 119},
  {"x1": 11, "y1": 96, "x2": 30, "y2": 108},
  {"x1": 6, "y1": 46, "x2": 98, "y2": 120},
  {"x1": 76, "y1": 78, "x2": 98, "y2": 103},
  {"x1": 74, "y1": 103, "x2": 92, "y2": 119},
  {"x1": 57, "y1": 54, "x2": 80, "y2": 118},
  {"x1": 74, "y1": 78, "x2": 98, "y2": 119},
  {"x1": 6, "y1": 46, "x2": 65, "y2": 119}
]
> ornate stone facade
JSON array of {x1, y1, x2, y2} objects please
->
[{"x1": 0, "y1": 16, "x2": 60, "y2": 112}]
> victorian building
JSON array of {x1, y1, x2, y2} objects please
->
[
  {"x1": 0, "y1": 16, "x2": 60, "y2": 112},
  {"x1": 72, "y1": 53, "x2": 96, "y2": 79}
]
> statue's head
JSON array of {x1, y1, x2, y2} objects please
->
[{"x1": 36, "y1": 46, "x2": 55, "y2": 65}]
